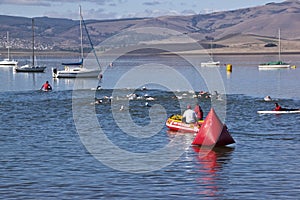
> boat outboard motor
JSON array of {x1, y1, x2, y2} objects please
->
[{"x1": 52, "y1": 68, "x2": 57, "y2": 78}]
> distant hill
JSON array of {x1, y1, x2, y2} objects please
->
[{"x1": 0, "y1": 0, "x2": 300, "y2": 53}]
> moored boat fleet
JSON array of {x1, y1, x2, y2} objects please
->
[
  {"x1": 1, "y1": 24, "x2": 296, "y2": 74},
  {"x1": 1, "y1": 24, "x2": 296, "y2": 77},
  {"x1": 1, "y1": 6, "x2": 102, "y2": 78}
]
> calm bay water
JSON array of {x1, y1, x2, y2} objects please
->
[{"x1": 0, "y1": 54, "x2": 300, "y2": 199}]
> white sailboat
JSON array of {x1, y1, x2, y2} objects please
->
[
  {"x1": 0, "y1": 32, "x2": 18, "y2": 66},
  {"x1": 201, "y1": 39, "x2": 220, "y2": 67},
  {"x1": 15, "y1": 18, "x2": 46, "y2": 72},
  {"x1": 258, "y1": 29, "x2": 290, "y2": 69},
  {"x1": 200, "y1": 60, "x2": 220, "y2": 67},
  {"x1": 52, "y1": 6, "x2": 101, "y2": 78}
]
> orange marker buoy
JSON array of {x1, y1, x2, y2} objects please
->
[{"x1": 192, "y1": 108, "x2": 235, "y2": 147}]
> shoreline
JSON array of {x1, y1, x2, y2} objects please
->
[{"x1": 1, "y1": 48, "x2": 299, "y2": 57}]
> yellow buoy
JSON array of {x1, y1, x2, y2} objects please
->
[
  {"x1": 226, "y1": 64, "x2": 232, "y2": 72},
  {"x1": 291, "y1": 65, "x2": 296, "y2": 69}
]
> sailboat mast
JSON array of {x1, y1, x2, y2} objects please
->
[
  {"x1": 210, "y1": 39, "x2": 213, "y2": 60},
  {"x1": 278, "y1": 29, "x2": 281, "y2": 61},
  {"x1": 80, "y1": 6, "x2": 102, "y2": 72},
  {"x1": 32, "y1": 18, "x2": 35, "y2": 66},
  {"x1": 6, "y1": 32, "x2": 10, "y2": 60},
  {"x1": 79, "y1": 6, "x2": 83, "y2": 59}
]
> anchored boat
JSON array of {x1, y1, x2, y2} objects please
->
[
  {"x1": 52, "y1": 6, "x2": 101, "y2": 78},
  {"x1": 53, "y1": 59, "x2": 100, "y2": 78},
  {"x1": 15, "y1": 18, "x2": 46, "y2": 73},
  {"x1": 0, "y1": 32, "x2": 18, "y2": 66},
  {"x1": 200, "y1": 39, "x2": 220, "y2": 67},
  {"x1": 258, "y1": 29, "x2": 290, "y2": 69}
]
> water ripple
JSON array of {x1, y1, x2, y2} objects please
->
[{"x1": 0, "y1": 90, "x2": 299, "y2": 199}]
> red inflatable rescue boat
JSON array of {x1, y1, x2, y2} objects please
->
[
  {"x1": 192, "y1": 108, "x2": 235, "y2": 147},
  {"x1": 166, "y1": 114, "x2": 203, "y2": 133}
]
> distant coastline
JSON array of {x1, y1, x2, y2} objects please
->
[
  {"x1": 0, "y1": 49, "x2": 79, "y2": 58},
  {"x1": 1, "y1": 1, "x2": 300, "y2": 58},
  {"x1": 1, "y1": 48, "x2": 299, "y2": 58}
]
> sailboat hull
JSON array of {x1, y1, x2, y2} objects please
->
[
  {"x1": 53, "y1": 6, "x2": 101, "y2": 79},
  {"x1": 0, "y1": 59, "x2": 18, "y2": 66},
  {"x1": 0, "y1": 32, "x2": 18, "y2": 66},
  {"x1": 258, "y1": 63, "x2": 290, "y2": 69},
  {"x1": 15, "y1": 64, "x2": 46, "y2": 72},
  {"x1": 258, "y1": 29, "x2": 291, "y2": 69},
  {"x1": 53, "y1": 67, "x2": 100, "y2": 78},
  {"x1": 201, "y1": 61, "x2": 220, "y2": 67},
  {"x1": 15, "y1": 19, "x2": 47, "y2": 73}
]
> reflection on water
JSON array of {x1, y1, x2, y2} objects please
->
[
  {"x1": 193, "y1": 146, "x2": 234, "y2": 198},
  {"x1": 0, "y1": 55, "x2": 300, "y2": 199},
  {"x1": 166, "y1": 130, "x2": 235, "y2": 198}
]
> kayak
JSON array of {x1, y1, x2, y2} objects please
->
[
  {"x1": 257, "y1": 110, "x2": 300, "y2": 114},
  {"x1": 166, "y1": 114, "x2": 203, "y2": 133}
]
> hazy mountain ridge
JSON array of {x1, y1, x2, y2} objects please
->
[{"x1": 0, "y1": 0, "x2": 299, "y2": 52}]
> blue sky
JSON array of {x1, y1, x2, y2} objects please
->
[{"x1": 0, "y1": 0, "x2": 286, "y2": 20}]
